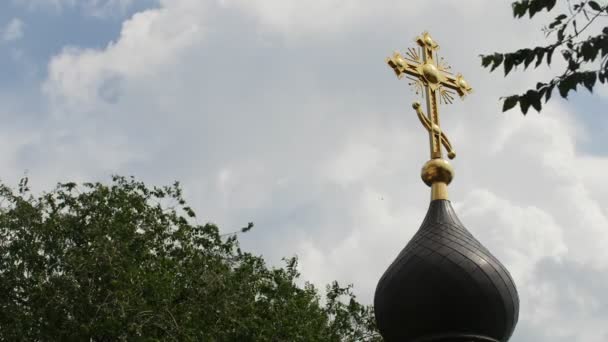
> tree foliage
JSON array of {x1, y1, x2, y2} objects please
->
[
  {"x1": 480, "y1": 0, "x2": 608, "y2": 114},
  {"x1": 0, "y1": 176, "x2": 380, "y2": 341}
]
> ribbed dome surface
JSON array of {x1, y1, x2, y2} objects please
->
[{"x1": 374, "y1": 200, "x2": 519, "y2": 342}]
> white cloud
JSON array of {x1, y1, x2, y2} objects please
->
[
  {"x1": 456, "y1": 188, "x2": 568, "y2": 284},
  {"x1": 5, "y1": 0, "x2": 607, "y2": 341},
  {"x1": 218, "y1": 0, "x2": 371, "y2": 37},
  {"x1": 44, "y1": 0, "x2": 205, "y2": 113},
  {"x1": 2, "y1": 18, "x2": 24, "y2": 42},
  {"x1": 217, "y1": 0, "x2": 501, "y2": 40}
]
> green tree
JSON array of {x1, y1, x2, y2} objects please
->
[
  {"x1": 481, "y1": 0, "x2": 608, "y2": 114},
  {"x1": 0, "y1": 176, "x2": 380, "y2": 341}
]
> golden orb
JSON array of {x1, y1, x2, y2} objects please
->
[
  {"x1": 395, "y1": 55, "x2": 406, "y2": 67},
  {"x1": 457, "y1": 77, "x2": 469, "y2": 89},
  {"x1": 421, "y1": 158, "x2": 454, "y2": 186},
  {"x1": 422, "y1": 63, "x2": 440, "y2": 84}
]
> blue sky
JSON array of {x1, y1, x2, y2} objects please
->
[{"x1": 1, "y1": 1, "x2": 608, "y2": 341}]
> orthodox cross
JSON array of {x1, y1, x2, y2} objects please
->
[{"x1": 387, "y1": 32, "x2": 472, "y2": 160}]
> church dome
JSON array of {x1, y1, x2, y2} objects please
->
[
  {"x1": 374, "y1": 199, "x2": 519, "y2": 342},
  {"x1": 379, "y1": 31, "x2": 520, "y2": 341}
]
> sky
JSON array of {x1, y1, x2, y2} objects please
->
[{"x1": 1, "y1": 0, "x2": 608, "y2": 341}]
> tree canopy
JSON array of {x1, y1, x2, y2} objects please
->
[
  {"x1": 0, "y1": 176, "x2": 380, "y2": 341},
  {"x1": 481, "y1": 0, "x2": 608, "y2": 114}
]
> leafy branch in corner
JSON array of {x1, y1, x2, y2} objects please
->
[{"x1": 480, "y1": 0, "x2": 608, "y2": 114}]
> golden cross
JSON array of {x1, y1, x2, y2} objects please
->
[{"x1": 387, "y1": 32, "x2": 472, "y2": 160}]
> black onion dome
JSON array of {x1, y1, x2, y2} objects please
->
[{"x1": 374, "y1": 200, "x2": 519, "y2": 342}]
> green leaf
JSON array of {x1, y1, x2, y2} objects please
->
[
  {"x1": 588, "y1": 1, "x2": 602, "y2": 11},
  {"x1": 544, "y1": 83, "x2": 555, "y2": 102},
  {"x1": 524, "y1": 50, "x2": 536, "y2": 69},
  {"x1": 583, "y1": 72, "x2": 597, "y2": 92},
  {"x1": 558, "y1": 76, "x2": 577, "y2": 98},
  {"x1": 490, "y1": 53, "x2": 504, "y2": 72},
  {"x1": 183, "y1": 206, "x2": 196, "y2": 217},
  {"x1": 529, "y1": 0, "x2": 542, "y2": 17},
  {"x1": 504, "y1": 55, "x2": 515, "y2": 75},
  {"x1": 502, "y1": 95, "x2": 519, "y2": 112},
  {"x1": 528, "y1": 0, "x2": 557, "y2": 17},
  {"x1": 599, "y1": 71, "x2": 607, "y2": 84},
  {"x1": 519, "y1": 97, "x2": 531, "y2": 115},
  {"x1": 548, "y1": 13, "x2": 567, "y2": 29},
  {"x1": 512, "y1": 1, "x2": 527, "y2": 18},
  {"x1": 580, "y1": 41, "x2": 598, "y2": 61},
  {"x1": 568, "y1": 59, "x2": 580, "y2": 71},
  {"x1": 534, "y1": 48, "x2": 546, "y2": 67},
  {"x1": 481, "y1": 55, "x2": 493, "y2": 68},
  {"x1": 241, "y1": 222, "x2": 254, "y2": 233},
  {"x1": 600, "y1": 36, "x2": 608, "y2": 57},
  {"x1": 526, "y1": 90, "x2": 542, "y2": 112}
]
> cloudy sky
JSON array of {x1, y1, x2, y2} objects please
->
[{"x1": 2, "y1": 0, "x2": 608, "y2": 340}]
